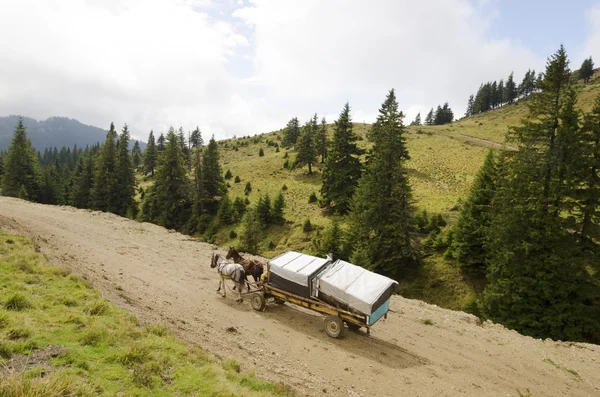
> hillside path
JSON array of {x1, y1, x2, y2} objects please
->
[{"x1": 0, "y1": 197, "x2": 598, "y2": 397}]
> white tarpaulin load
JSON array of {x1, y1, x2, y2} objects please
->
[
  {"x1": 314, "y1": 259, "x2": 398, "y2": 316},
  {"x1": 267, "y1": 251, "x2": 331, "y2": 298}
]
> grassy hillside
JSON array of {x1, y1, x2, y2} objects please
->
[
  {"x1": 0, "y1": 230, "x2": 292, "y2": 396},
  {"x1": 138, "y1": 72, "x2": 600, "y2": 311}
]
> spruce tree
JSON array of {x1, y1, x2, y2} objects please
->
[
  {"x1": 465, "y1": 95, "x2": 474, "y2": 117},
  {"x1": 496, "y1": 79, "x2": 505, "y2": 106},
  {"x1": 295, "y1": 117, "x2": 317, "y2": 174},
  {"x1": 256, "y1": 194, "x2": 272, "y2": 227},
  {"x1": 348, "y1": 89, "x2": 419, "y2": 276},
  {"x1": 70, "y1": 151, "x2": 94, "y2": 209},
  {"x1": 576, "y1": 95, "x2": 600, "y2": 243},
  {"x1": 424, "y1": 108, "x2": 434, "y2": 125},
  {"x1": 410, "y1": 112, "x2": 422, "y2": 126},
  {"x1": 90, "y1": 123, "x2": 119, "y2": 212},
  {"x1": 201, "y1": 136, "x2": 226, "y2": 214},
  {"x1": 190, "y1": 126, "x2": 204, "y2": 148},
  {"x1": 143, "y1": 130, "x2": 158, "y2": 176},
  {"x1": 483, "y1": 46, "x2": 600, "y2": 342},
  {"x1": 272, "y1": 191, "x2": 285, "y2": 225},
  {"x1": 141, "y1": 130, "x2": 191, "y2": 229},
  {"x1": 446, "y1": 150, "x2": 497, "y2": 275},
  {"x1": 315, "y1": 218, "x2": 343, "y2": 259},
  {"x1": 217, "y1": 194, "x2": 233, "y2": 224},
  {"x1": 157, "y1": 133, "x2": 166, "y2": 152},
  {"x1": 505, "y1": 72, "x2": 517, "y2": 104},
  {"x1": 232, "y1": 196, "x2": 247, "y2": 223},
  {"x1": 178, "y1": 128, "x2": 191, "y2": 170},
  {"x1": 1, "y1": 118, "x2": 42, "y2": 200},
  {"x1": 579, "y1": 57, "x2": 594, "y2": 84},
  {"x1": 320, "y1": 102, "x2": 363, "y2": 214},
  {"x1": 115, "y1": 124, "x2": 136, "y2": 217},
  {"x1": 315, "y1": 117, "x2": 328, "y2": 163},
  {"x1": 132, "y1": 140, "x2": 142, "y2": 170},
  {"x1": 190, "y1": 146, "x2": 205, "y2": 229},
  {"x1": 40, "y1": 160, "x2": 65, "y2": 205},
  {"x1": 282, "y1": 117, "x2": 300, "y2": 147},
  {"x1": 240, "y1": 207, "x2": 261, "y2": 254}
]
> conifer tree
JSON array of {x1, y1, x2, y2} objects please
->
[
  {"x1": 141, "y1": 130, "x2": 191, "y2": 229},
  {"x1": 315, "y1": 117, "x2": 328, "y2": 163},
  {"x1": 410, "y1": 112, "x2": 422, "y2": 126},
  {"x1": 271, "y1": 191, "x2": 285, "y2": 225},
  {"x1": 496, "y1": 79, "x2": 505, "y2": 106},
  {"x1": 232, "y1": 196, "x2": 247, "y2": 223},
  {"x1": 201, "y1": 136, "x2": 226, "y2": 214},
  {"x1": 190, "y1": 127, "x2": 203, "y2": 148},
  {"x1": 90, "y1": 123, "x2": 119, "y2": 212},
  {"x1": 490, "y1": 81, "x2": 498, "y2": 108},
  {"x1": 1, "y1": 118, "x2": 42, "y2": 200},
  {"x1": 348, "y1": 89, "x2": 419, "y2": 276},
  {"x1": 446, "y1": 150, "x2": 497, "y2": 275},
  {"x1": 424, "y1": 108, "x2": 434, "y2": 125},
  {"x1": 240, "y1": 207, "x2": 261, "y2": 254},
  {"x1": 70, "y1": 151, "x2": 94, "y2": 209},
  {"x1": 282, "y1": 117, "x2": 300, "y2": 147},
  {"x1": 256, "y1": 194, "x2": 272, "y2": 227},
  {"x1": 190, "y1": 146, "x2": 205, "y2": 228},
  {"x1": 40, "y1": 160, "x2": 65, "y2": 205},
  {"x1": 178, "y1": 128, "x2": 191, "y2": 170},
  {"x1": 217, "y1": 194, "x2": 233, "y2": 224},
  {"x1": 132, "y1": 140, "x2": 142, "y2": 170},
  {"x1": 465, "y1": 95, "x2": 474, "y2": 117},
  {"x1": 483, "y1": 46, "x2": 600, "y2": 342},
  {"x1": 115, "y1": 124, "x2": 136, "y2": 217},
  {"x1": 576, "y1": 95, "x2": 600, "y2": 243},
  {"x1": 143, "y1": 130, "x2": 158, "y2": 176},
  {"x1": 320, "y1": 102, "x2": 363, "y2": 214},
  {"x1": 295, "y1": 116, "x2": 317, "y2": 174},
  {"x1": 314, "y1": 218, "x2": 343, "y2": 259},
  {"x1": 580, "y1": 57, "x2": 594, "y2": 83},
  {"x1": 504, "y1": 72, "x2": 517, "y2": 104},
  {"x1": 157, "y1": 133, "x2": 166, "y2": 152}
]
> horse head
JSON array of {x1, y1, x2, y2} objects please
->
[
  {"x1": 226, "y1": 246, "x2": 237, "y2": 260},
  {"x1": 210, "y1": 252, "x2": 219, "y2": 268}
]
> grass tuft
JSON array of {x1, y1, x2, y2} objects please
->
[
  {"x1": 85, "y1": 299, "x2": 109, "y2": 316},
  {"x1": 421, "y1": 318, "x2": 434, "y2": 325},
  {"x1": 4, "y1": 293, "x2": 33, "y2": 311}
]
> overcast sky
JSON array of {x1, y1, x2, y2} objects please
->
[{"x1": 1, "y1": 0, "x2": 599, "y2": 141}]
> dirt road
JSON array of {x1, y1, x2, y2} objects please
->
[{"x1": 0, "y1": 197, "x2": 598, "y2": 397}]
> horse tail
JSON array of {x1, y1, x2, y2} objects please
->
[{"x1": 233, "y1": 267, "x2": 246, "y2": 289}]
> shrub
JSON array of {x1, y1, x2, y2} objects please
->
[
  {"x1": 276, "y1": 147, "x2": 280, "y2": 153},
  {"x1": 224, "y1": 169, "x2": 233, "y2": 179},
  {"x1": 303, "y1": 218, "x2": 313, "y2": 232},
  {"x1": 283, "y1": 152, "x2": 288, "y2": 159},
  {"x1": 229, "y1": 230, "x2": 238, "y2": 239},
  {"x1": 283, "y1": 159, "x2": 290, "y2": 169},
  {"x1": 259, "y1": 148, "x2": 264, "y2": 157},
  {"x1": 244, "y1": 182, "x2": 252, "y2": 195},
  {"x1": 234, "y1": 175, "x2": 241, "y2": 183},
  {"x1": 282, "y1": 184, "x2": 288, "y2": 191},
  {"x1": 308, "y1": 192, "x2": 318, "y2": 203},
  {"x1": 268, "y1": 240, "x2": 276, "y2": 250}
]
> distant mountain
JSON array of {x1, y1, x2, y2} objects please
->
[{"x1": 0, "y1": 116, "x2": 145, "y2": 151}]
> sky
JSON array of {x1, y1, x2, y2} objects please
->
[{"x1": 0, "y1": 0, "x2": 599, "y2": 142}]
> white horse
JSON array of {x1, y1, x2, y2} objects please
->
[{"x1": 210, "y1": 253, "x2": 246, "y2": 302}]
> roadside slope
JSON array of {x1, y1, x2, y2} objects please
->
[{"x1": 0, "y1": 197, "x2": 598, "y2": 397}]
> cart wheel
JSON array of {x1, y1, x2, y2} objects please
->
[
  {"x1": 250, "y1": 292, "x2": 266, "y2": 311},
  {"x1": 324, "y1": 315, "x2": 345, "y2": 338},
  {"x1": 346, "y1": 323, "x2": 361, "y2": 332}
]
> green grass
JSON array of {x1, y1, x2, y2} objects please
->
[{"x1": 0, "y1": 230, "x2": 293, "y2": 397}]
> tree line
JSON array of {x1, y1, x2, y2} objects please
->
[
  {"x1": 409, "y1": 103, "x2": 455, "y2": 127},
  {"x1": 465, "y1": 56, "x2": 595, "y2": 118},
  {"x1": 446, "y1": 46, "x2": 600, "y2": 342}
]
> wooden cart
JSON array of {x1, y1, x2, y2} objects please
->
[{"x1": 248, "y1": 282, "x2": 370, "y2": 338}]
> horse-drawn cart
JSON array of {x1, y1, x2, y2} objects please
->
[{"x1": 247, "y1": 251, "x2": 398, "y2": 339}]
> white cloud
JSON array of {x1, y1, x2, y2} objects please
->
[
  {"x1": 0, "y1": 0, "x2": 569, "y2": 143},
  {"x1": 0, "y1": 0, "x2": 271, "y2": 140},
  {"x1": 235, "y1": 0, "x2": 542, "y2": 122},
  {"x1": 579, "y1": 4, "x2": 600, "y2": 68}
]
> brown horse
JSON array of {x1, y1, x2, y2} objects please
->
[{"x1": 226, "y1": 247, "x2": 264, "y2": 290}]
